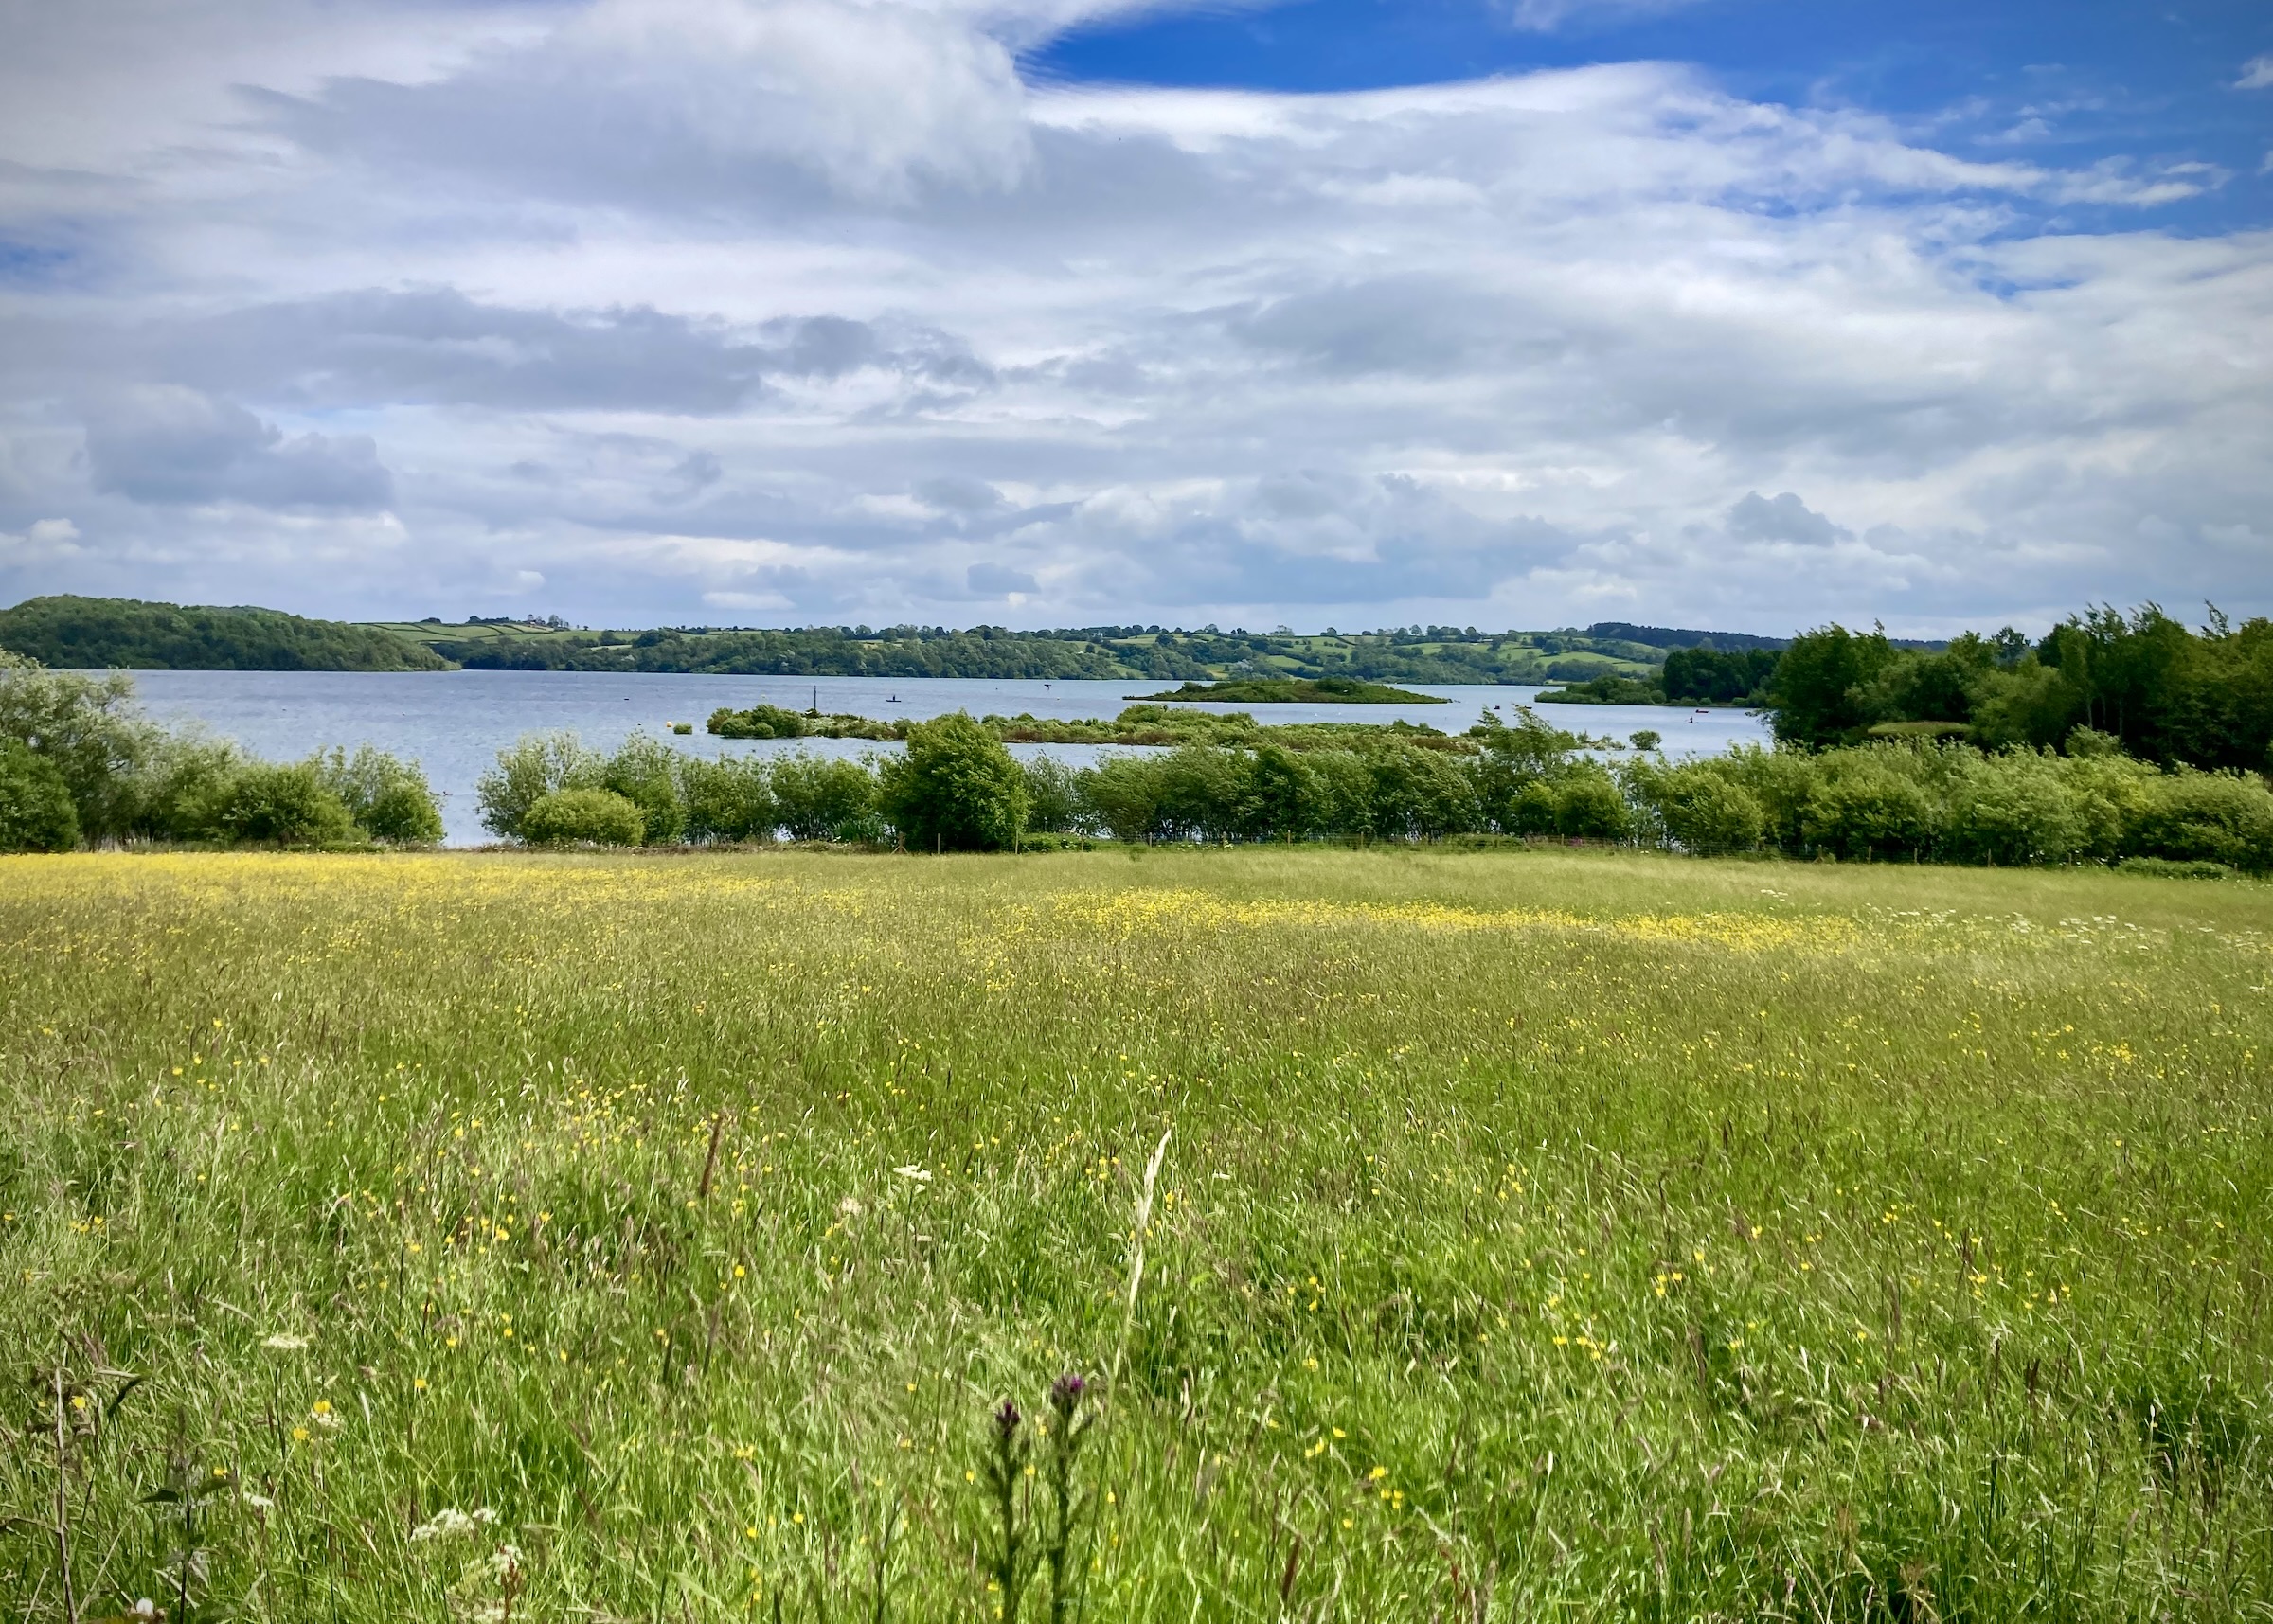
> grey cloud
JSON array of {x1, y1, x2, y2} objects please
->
[
  {"x1": 1726, "y1": 491, "x2": 1845, "y2": 547},
  {"x1": 918, "y1": 476, "x2": 1007, "y2": 513},
  {"x1": 966, "y1": 561, "x2": 1038, "y2": 595},
  {"x1": 81, "y1": 386, "x2": 393, "y2": 510}
]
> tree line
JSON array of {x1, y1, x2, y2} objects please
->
[
  {"x1": 475, "y1": 707, "x2": 2273, "y2": 874},
  {"x1": 0, "y1": 595, "x2": 447, "y2": 671},
  {"x1": 0, "y1": 655, "x2": 442, "y2": 851}
]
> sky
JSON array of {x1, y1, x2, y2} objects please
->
[{"x1": 0, "y1": 0, "x2": 2266, "y2": 638}]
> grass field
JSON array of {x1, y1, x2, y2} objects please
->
[{"x1": 2, "y1": 848, "x2": 2269, "y2": 1622}]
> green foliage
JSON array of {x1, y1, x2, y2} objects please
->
[
  {"x1": 2125, "y1": 769, "x2": 2273, "y2": 872},
  {"x1": 879, "y1": 712, "x2": 1029, "y2": 851},
  {"x1": 476, "y1": 732, "x2": 604, "y2": 840},
  {"x1": 216, "y1": 761, "x2": 363, "y2": 847},
  {"x1": 602, "y1": 735, "x2": 689, "y2": 845},
  {"x1": 1800, "y1": 758, "x2": 1939, "y2": 861},
  {"x1": 314, "y1": 746, "x2": 444, "y2": 845},
  {"x1": 0, "y1": 656, "x2": 158, "y2": 839},
  {"x1": 1768, "y1": 624, "x2": 1903, "y2": 748},
  {"x1": 1640, "y1": 761, "x2": 1764, "y2": 855},
  {"x1": 707, "y1": 703, "x2": 811, "y2": 740},
  {"x1": 521, "y1": 787, "x2": 647, "y2": 847},
  {"x1": 0, "y1": 738, "x2": 79, "y2": 851},
  {"x1": 1550, "y1": 762, "x2": 1628, "y2": 840},
  {"x1": 0, "y1": 594, "x2": 447, "y2": 670},
  {"x1": 1019, "y1": 756, "x2": 1085, "y2": 836},
  {"x1": 681, "y1": 756, "x2": 776, "y2": 843},
  {"x1": 770, "y1": 754, "x2": 883, "y2": 843},
  {"x1": 1661, "y1": 645, "x2": 1780, "y2": 704}
]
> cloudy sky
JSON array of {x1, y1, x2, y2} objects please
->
[{"x1": 0, "y1": 0, "x2": 2266, "y2": 637}]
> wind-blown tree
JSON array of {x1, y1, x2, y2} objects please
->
[{"x1": 878, "y1": 711, "x2": 1028, "y2": 851}]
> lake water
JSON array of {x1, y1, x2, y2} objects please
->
[{"x1": 119, "y1": 670, "x2": 1773, "y2": 847}]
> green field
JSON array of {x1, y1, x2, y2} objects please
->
[{"x1": 3, "y1": 849, "x2": 2268, "y2": 1621}]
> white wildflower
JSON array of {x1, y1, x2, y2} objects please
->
[
  {"x1": 893, "y1": 1166, "x2": 932, "y2": 1184},
  {"x1": 260, "y1": 1333, "x2": 309, "y2": 1351}
]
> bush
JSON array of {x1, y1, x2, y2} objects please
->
[
  {"x1": 1800, "y1": 761, "x2": 1937, "y2": 861},
  {"x1": 2124, "y1": 770, "x2": 2273, "y2": 872},
  {"x1": 1154, "y1": 745, "x2": 1252, "y2": 842},
  {"x1": 521, "y1": 788, "x2": 646, "y2": 847},
  {"x1": 1244, "y1": 743, "x2": 1321, "y2": 839},
  {"x1": 1366, "y1": 741, "x2": 1480, "y2": 839},
  {"x1": 218, "y1": 762, "x2": 361, "y2": 847},
  {"x1": 878, "y1": 712, "x2": 1028, "y2": 851},
  {"x1": 314, "y1": 745, "x2": 443, "y2": 844},
  {"x1": 1553, "y1": 764, "x2": 1629, "y2": 840},
  {"x1": 130, "y1": 735, "x2": 245, "y2": 842},
  {"x1": 602, "y1": 735, "x2": 689, "y2": 845},
  {"x1": 1939, "y1": 750, "x2": 2082, "y2": 866},
  {"x1": 707, "y1": 704, "x2": 808, "y2": 740},
  {"x1": 1080, "y1": 754, "x2": 1166, "y2": 844},
  {"x1": 0, "y1": 739, "x2": 80, "y2": 851},
  {"x1": 0, "y1": 656, "x2": 158, "y2": 840},
  {"x1": 477, "y1": 732, "x2": 603, "y2": 840},
  {"x1": 1650, "y1": 764, "x2": 1763, "y2": 855},
  {"x1": 1020, "y1": 755, "x2": 1088, "y2": 836},
  {"x1": 682, "y1": 756, "x2": 776, "y2": 842},
  {"x1": 770, "y1": 754, "x2": 882, "y2": 843}
]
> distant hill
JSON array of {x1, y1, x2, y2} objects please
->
[
  {"x1": 0, "y1": 596, "x2": 448, "y2": 671},
  {"x1": 1584, "y1": 622, "x2": 1789, "y2": 651}
]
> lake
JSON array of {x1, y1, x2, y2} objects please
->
[{"x1": 119, "y1": 670, "x2": 1775, "y2": 846}]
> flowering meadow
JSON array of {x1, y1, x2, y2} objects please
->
[{"x1": 1, "y1": 847, "x2": 2268, "y2": 1621}]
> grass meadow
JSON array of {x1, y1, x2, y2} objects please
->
[{"x1": 2, "y1": 847, "x2": 2269, "y2": 1622}]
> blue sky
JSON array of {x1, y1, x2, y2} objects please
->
[
  {"x1": 0, "y1": 0, "x2": 2266, "y2": 636},
  {"x1": 1042, "y1": 0, "x2": 2273, "y2": 233}
]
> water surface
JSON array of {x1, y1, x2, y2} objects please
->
[{"x1": 119, "y1": 670, "x2": 1772, "y2": 846}]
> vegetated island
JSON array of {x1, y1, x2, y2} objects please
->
[
  {"x1": 706, "y1": 702, "x2": 1575, "y2": 753},
  {"x1": 1126, "y1": 676, "x2": 1445, "y2": 705},
  {"x1": 0, "y1": 594, "x2": 447, "y2": 672}
]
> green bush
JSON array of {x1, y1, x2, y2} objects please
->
[
  {"x1": 1650, "y1": 763, "x2": 1764, "y2": 855},
  {"x1": 0, "y1": 739, "x2": 80, "y2": 851},
  {"x1": 681, "y1": 756, "x2": 776, "y2": 842},
  {"x1": 520, "y1": 788, "x2": 646, "y2": 847},
  {"x1": 1552, "y1": 764, "x2": 1629, "y2": 840},
  {"x1": 1366, "y1": 741, "x2": 1480, "y2": 839},
  {"x1": 770, "y1": 754, "x2": 882, "y2": 843},
  {"x1": 314, "y1": 745, "x2": 443, "y2": 845},
  {"x1": 707, "y1": 704, "x2": 808, "y2": 740},
  {"x1": 476, "y1": 732, "x2": 603, "y2": 840},
  {"x1": 878, "y1": 712, "x2": 1028, "y2": 851},
  {"x1": 1080, "y1": 754, "x2": 1166, "y2": 844},
  {"x1": 1800, "y1": 760, "x2": 1938, "y2": 861},
  {"x1": 1154, "y1": 745, "x2": 1252, "y2": 842},
  {"x1": 1939, "y1": 750, "x2": 2082, "y2": 866},
  {"x1": 0, "y1": 656, "x2": 157, "y2": 840},
  {"x1": 1020, "y1": 755, "x2": 1088, "y2": 835},
  {"x1": 602, "y1": 736, "x2": 689, "y2": 845},
  {"x1": 2123, "y1": 770, "x2": 2273, "y2": 872},
  {"x1": 218, "y1": 762, "x2": 361, "y2": 847}
]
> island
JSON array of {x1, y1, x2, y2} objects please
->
[{"x1": 1126, "y1": 676, "x2": 1444, "y2": 705}]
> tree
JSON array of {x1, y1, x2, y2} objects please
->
[
  {"x1": 477, "y1": 732, "x2": 603, "y2": 840},
  {"x1": 0, "y1": 739, "x2": 80, "y2": 851},
  {"x1": 314, "y1": 746, "x2": 444, "y2": 844},
  {"x1": 218, "y1": 762, "x2": 361, "y2": 846},
  {"x1": 878, "y1": 712, "x2": 1028, "y2": 851},
  {"x1": 522, "y1": 788, "x2": 646, "y2": 847},
  {"x1": 0, "y1": 653, "x2": 159, "y2": 838},
  {"x1": 1767, "y1": 625, "x2": 1899, "y2": 748}
]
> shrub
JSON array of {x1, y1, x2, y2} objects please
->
[
  {"x1": 602, "y1": 735, "x2": 689, "y2": 845},
  {"x1": 707, "y1": 704, "x2": 808, "y2": 740},
  {"x1": 521, "y1": 788, "x2": 646, "y2": 847},
  {"x1": 2123, "y1": 770, "x2": 2273, "y2": 873},
  {"x1": 682, "y1": 756, "x2": 776, "y2": 842},
  {"x1": 1800, "y1": 761, "x2": 1937, "y2": 861},
  {"x1": 879, "y1": 712, "x2": 1029, "y2": 851},
  {"x1": 1367, "y1": 741, "x2": 1480, "y2": 839},
  {"x1": 1243, "y1": 743, "x2": 1321, "y2": 840},
  {"x1": 477, "y1": 732, "x2": 603, "y2": 840},
  {"x1": 1939, "y1": 750, "x2": 2083, "y2": 866},
  {"x1": 0, "y1": 656, "x2": 158, "y2": 840},
  {"x1": 1080, "y1": 754, "x2": 1166, "y2": 844},
  {"x1": 0, "y1": 739, "x2": 80, "y2": 851},
  {"x1": 130, "y1": 735, "x2": 245, "y2": 842},
  {"x1": 1651, "y1": 764, "x2": 1763, "y2": 855},
  {"x1": 1553, "y1": 764, "x2": 1629, "y2": 841},
  {"x1": 1154, "y1": 745, "x2": 1251, "y2": 842},
  {"x1": 314, "y1": 745, "x2": 443, "y2": 844},
  {"x1": 217, "y1": 762, "x2": 361, "y2": 847},
  {"x1": 1020, "y1": 755, "x2": 1088, "y2": 836},
  {"x1": 771, "y1": 754, "x2": 882, "y2": 843}
]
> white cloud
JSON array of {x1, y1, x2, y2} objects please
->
[
  {"x1": 2237, "y1": 55, "x2": 2273, "y2": 91},
  {"x1": 0, "y1": 0, "x2": 2266, "y2": 634}
]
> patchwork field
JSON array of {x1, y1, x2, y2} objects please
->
[{"x1": 2, "y1": 848, "x2": 2269, "y2": 1621}]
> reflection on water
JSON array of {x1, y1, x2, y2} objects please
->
[{"x1": 118, "y1": 670, "x2": 1774, "y2": 848}]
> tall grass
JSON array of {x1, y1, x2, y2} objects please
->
[{"x1": 1, "y1": 847, "x2": 2268, "y2": 1620}]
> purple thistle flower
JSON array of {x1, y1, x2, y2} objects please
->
[
  {"x1": 994, "y1": 1399, "x2": 1022, "y2": 1437},
  {"x1": 1049, "y1": 1373, "x2": 1085, "y2": 1412}
]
